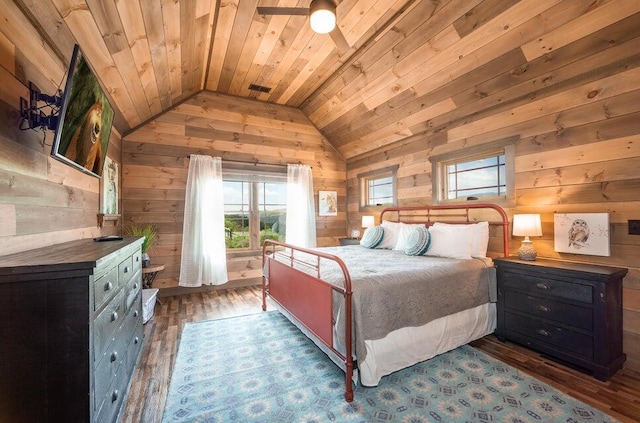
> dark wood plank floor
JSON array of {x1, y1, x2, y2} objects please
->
[{"x1": 121, "y1": 286, "x2": 640, "y2": 423}]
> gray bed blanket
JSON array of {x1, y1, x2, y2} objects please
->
[{"x1": 266, "y1": 245, "x2": 496, "y2": 363}]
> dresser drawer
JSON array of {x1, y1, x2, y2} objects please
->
[
  {"x1": 503, "y1": 290, "x2": 593, "y2": 331},
  {"x1": 118, "y1": 256, "x2": 135, "y2": 286},
  {"x1": 504, "y1": 312, "x2": 593, "y2": 358},
  {"x1": 125, "y1": 269, "x2": 142, "y2": 311},
  {"x1": 95, "y1": 356, "x2": 130, "y2": 423},
  {"x1": 501, "y1": 272, "x2": 592, "y2": 304},
  {"x1": 94, "y1": 267, "x2": 118, "y2": 311},
  {"x1": 94, "y1": 289, "x2": 125, "y2": 362},
  {"x1": 132, "y1": 249, "x2": 142, "y2": 273}
]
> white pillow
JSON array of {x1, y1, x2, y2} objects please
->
[
  {"x1": 425, "y1": 224, "x2": 473, "y2": 259},
  {"x1": 431, "y1": 221, "x2": 489, "y2": 258},
  {"x1": 393, "y1": 222, "x2": 426, "y2": 251},
  {"x1": 377, "y1": 220, "x2": 401, "y2": 249}
]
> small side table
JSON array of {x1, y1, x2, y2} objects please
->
[
  {"x1": 339, "y1": 238, "x2": 360, "y2": 246},
  {"x1": 142, "y1": 263, "x2": 165, "y2": 289}
]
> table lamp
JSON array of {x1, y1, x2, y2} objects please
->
[
  {"x1": 512, "y1": 214, "x2": 542, "y2": 260},
  {"x1": 362, "y1": 215, "x2": 375, "y2": 231}
]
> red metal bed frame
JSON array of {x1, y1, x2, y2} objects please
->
[{"x1": 261, "y1": 203, "x2": 510, "y2": 402}]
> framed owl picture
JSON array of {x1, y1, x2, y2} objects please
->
[{"x1": 554, "y1": 213, "x2": 610, "y2": 256}]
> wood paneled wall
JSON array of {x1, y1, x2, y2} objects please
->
[
  {"x1": 303, "y1": 4, "x2": 640, "y2": 372},
  {"x1": 0, "y1": 8, "x2": 122, "y2": 255},
  {"x1": 121, "y1": 91, "x2": 346, "y2": 292}
]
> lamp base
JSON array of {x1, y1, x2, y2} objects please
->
[{"x1": 518, "y1": 239, "x2": 537, "y2": 261}]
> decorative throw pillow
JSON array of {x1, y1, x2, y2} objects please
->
[
  {"x1": 360, "y1": 226, "x2": 385, "y2": 249},
  {"x1": 394, "y1": 222, "x2": 427, "y2": 251},
  {"x1": 404, "y1": 226, "x2": 431, "y2": 256},
  {"x1": 376, "y1": 220, "x2": 401, "y2": 249}
]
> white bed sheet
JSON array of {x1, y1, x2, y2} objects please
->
[
  {"x1": 356, "y1": 302, "x2": 496, "y2": 386},
  {"x1": 275, "y1": 301, "x2": 496, "y2": 387}
]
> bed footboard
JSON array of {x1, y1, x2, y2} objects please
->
[{"x1": 262, "y1": 240, "x2": 354, "y2": 402}]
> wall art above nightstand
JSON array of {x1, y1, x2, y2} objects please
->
[{"x1": 554, "y1": 213, "x2": 610, "y2": 256}]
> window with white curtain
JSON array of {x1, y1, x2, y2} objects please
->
[{"x1": 222, "y1": 164, "x2": 287, "y2": 250}]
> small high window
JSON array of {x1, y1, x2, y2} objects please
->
[
  {"x1": 430, "y1": 138, "x2": 516, "y2": 206},
  {"x1": 358, "y1": 165, "x2": 398, "y2": 210}
]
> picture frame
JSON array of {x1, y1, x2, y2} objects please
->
[
  {"x1": 318, "y1": 190, "x2": 337, "y2": 216},
  {"x1": 101, "y1": 156, "x2": 118, "y2": 215},
  {"x1": 553, "y1": 213, "x2": 610, "y2": 257}
]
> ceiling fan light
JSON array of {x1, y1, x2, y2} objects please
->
[{"x1": 309, "y1": 0, "x2": 336, "y2": 34}]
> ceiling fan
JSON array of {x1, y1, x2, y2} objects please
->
[{"x1": 257, "y1": 0, "x2": 350, "y2": 54}]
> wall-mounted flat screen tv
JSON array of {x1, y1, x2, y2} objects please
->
[{"x1": 51, "y1": 44, "x2": 114, "y2": 178}]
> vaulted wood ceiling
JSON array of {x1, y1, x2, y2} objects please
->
[{"x1": 16, "y1": 0, "x2": 640, "y2": 160}]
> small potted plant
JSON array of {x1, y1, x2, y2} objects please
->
[{"x1": 127, "y1": 223, "x2": 157, "y2": 267}]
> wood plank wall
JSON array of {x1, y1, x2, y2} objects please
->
[
  {"x1": 0, "y1": 3, "x2": 122, "y2": 255},
  {"x1": 300, "y1": 3, "x2": 640, "y2": 372},
  {"x1": 121, "y1": 91, "x2": 346, "y2": 293}
]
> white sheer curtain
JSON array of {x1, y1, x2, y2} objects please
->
[
  {"x1": 285, "y1": 164, "x2": 317, "y2": 247},
  {"x1": 179, "y1": 155, "x2": 228, "y2": 287}
]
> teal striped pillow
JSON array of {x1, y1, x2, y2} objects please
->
[
  {"x1": 360, "y1": 226, "x2": 384, "y2": 248},
  {"x1": 404, "y1": 226, "x2": 431, "y2": 256}
]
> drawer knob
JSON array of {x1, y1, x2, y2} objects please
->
[
  {"x1": 104, "y1": 282, "x2": 113, "y2": 292},
  {"x1": 111, "y1": 390, "x2": 119, "y2": 403},
  {"x1": 111, "y1": 311, "x2": 119, "y2": 322},
  {"x1": 535, "y1": 283, "x2": 550, "y2": 290},
  {"x1": 537, "y1": 305, "x2": 549, "y2": 313},
  {"x1": 134, "y1": 310, "x2": 139, "y2": 318},
  {"x1": 124, "y1": 266, "x2": 130, "y2": 274},
  {"x1": 134, "y1": 283, "x2": 139, "y2": 290},
  {"x1": 110, "y1": 351, "x2": 118, "y2": 362},
  {"x1": 537, "y1": 328, "x2": 550, "y2": 337},
  {"x1": 134, "y1": 336, "x2": 140, "y2": 344}
]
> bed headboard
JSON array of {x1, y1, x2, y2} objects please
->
[{"x1": 379, "y1": 203, "x2": 509, "y2": 257}]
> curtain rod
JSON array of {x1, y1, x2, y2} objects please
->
[{"x1": 187, "y1": 156, "x2": 310, "y2": 168}]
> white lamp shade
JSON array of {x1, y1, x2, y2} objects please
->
[
  {"x1": 309, "y1": 0, "x2": 336, "y2": 34},
  {"x1": 512, "y1": 214, "x2": 542, "y2": 237},
  {"x1": 361, "y1": 215, "x2": 375, "y2": 228}
]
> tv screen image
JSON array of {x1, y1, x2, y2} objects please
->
[{"x1": 51, "y1": 44, "x2": 114, "y2": 178}]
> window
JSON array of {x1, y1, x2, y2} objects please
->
[
  {"x1": 358, "y1": 165, "x2": 398, "y2": 210},
  {"x1": 430, "y1": 138, "x2": 516, "y2": 206},
  {"x1": 223, "y1": 172, "x2": 287, "y2": 250}
]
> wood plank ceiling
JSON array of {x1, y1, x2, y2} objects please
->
[{"x1": 15, "y1": 0, "x2": 640, "y2": 160}]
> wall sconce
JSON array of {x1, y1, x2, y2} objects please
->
[
  {"x1": 309, "y1": 0, "x2": 336, "y2": 34},
  {"x1": 513, "y1": 214, "x2": 542, "y2": 260}
]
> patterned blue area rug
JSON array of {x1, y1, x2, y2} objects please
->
[{"x1": 162, "y1": 311, "x2": 617, "y2": 423}]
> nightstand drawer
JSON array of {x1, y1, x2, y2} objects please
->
[
  {"x1": 501, "y1": 272, "x2": 592, "y2": 304},
  {"x1": 504, "y1": 312, "x2": 593, "y2": 358},
  {"x1": 503, "y1": 290, "x2": 593, "y2": 331}
]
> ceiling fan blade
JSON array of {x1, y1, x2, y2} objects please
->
[
  {"x1": 257, "y1": 7, "x2": 309, "y2": 16},
  {"x1": 329, "y1": 27, "x2": 350, "y2": 54}
]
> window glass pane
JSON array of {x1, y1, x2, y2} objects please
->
[
  {"x1": 224, "y1": 180, "x2": 287, "y2": 249},
  {"x1": 367, "y1": 175, "x2": 393, "y2": 205},
  {"x1": 224, "y1": 180, "x2": 249, "y2": 249},
  {"x1": 445, "y1": 153, "x2": 505, "y2": 200},
  {"x1": 260, "y1": 182, "x2": 286, "y2": 243}
]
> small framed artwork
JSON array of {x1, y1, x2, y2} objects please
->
[
  {"x1": 554, "y1": 213, "x2": 610, "y2": 256},
  {"x1": 318, "y1": 190, "x2": 337, "y2": 216},
  {"x1": 101, "y1": 156, "x2": 118, "y2": 215}
]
